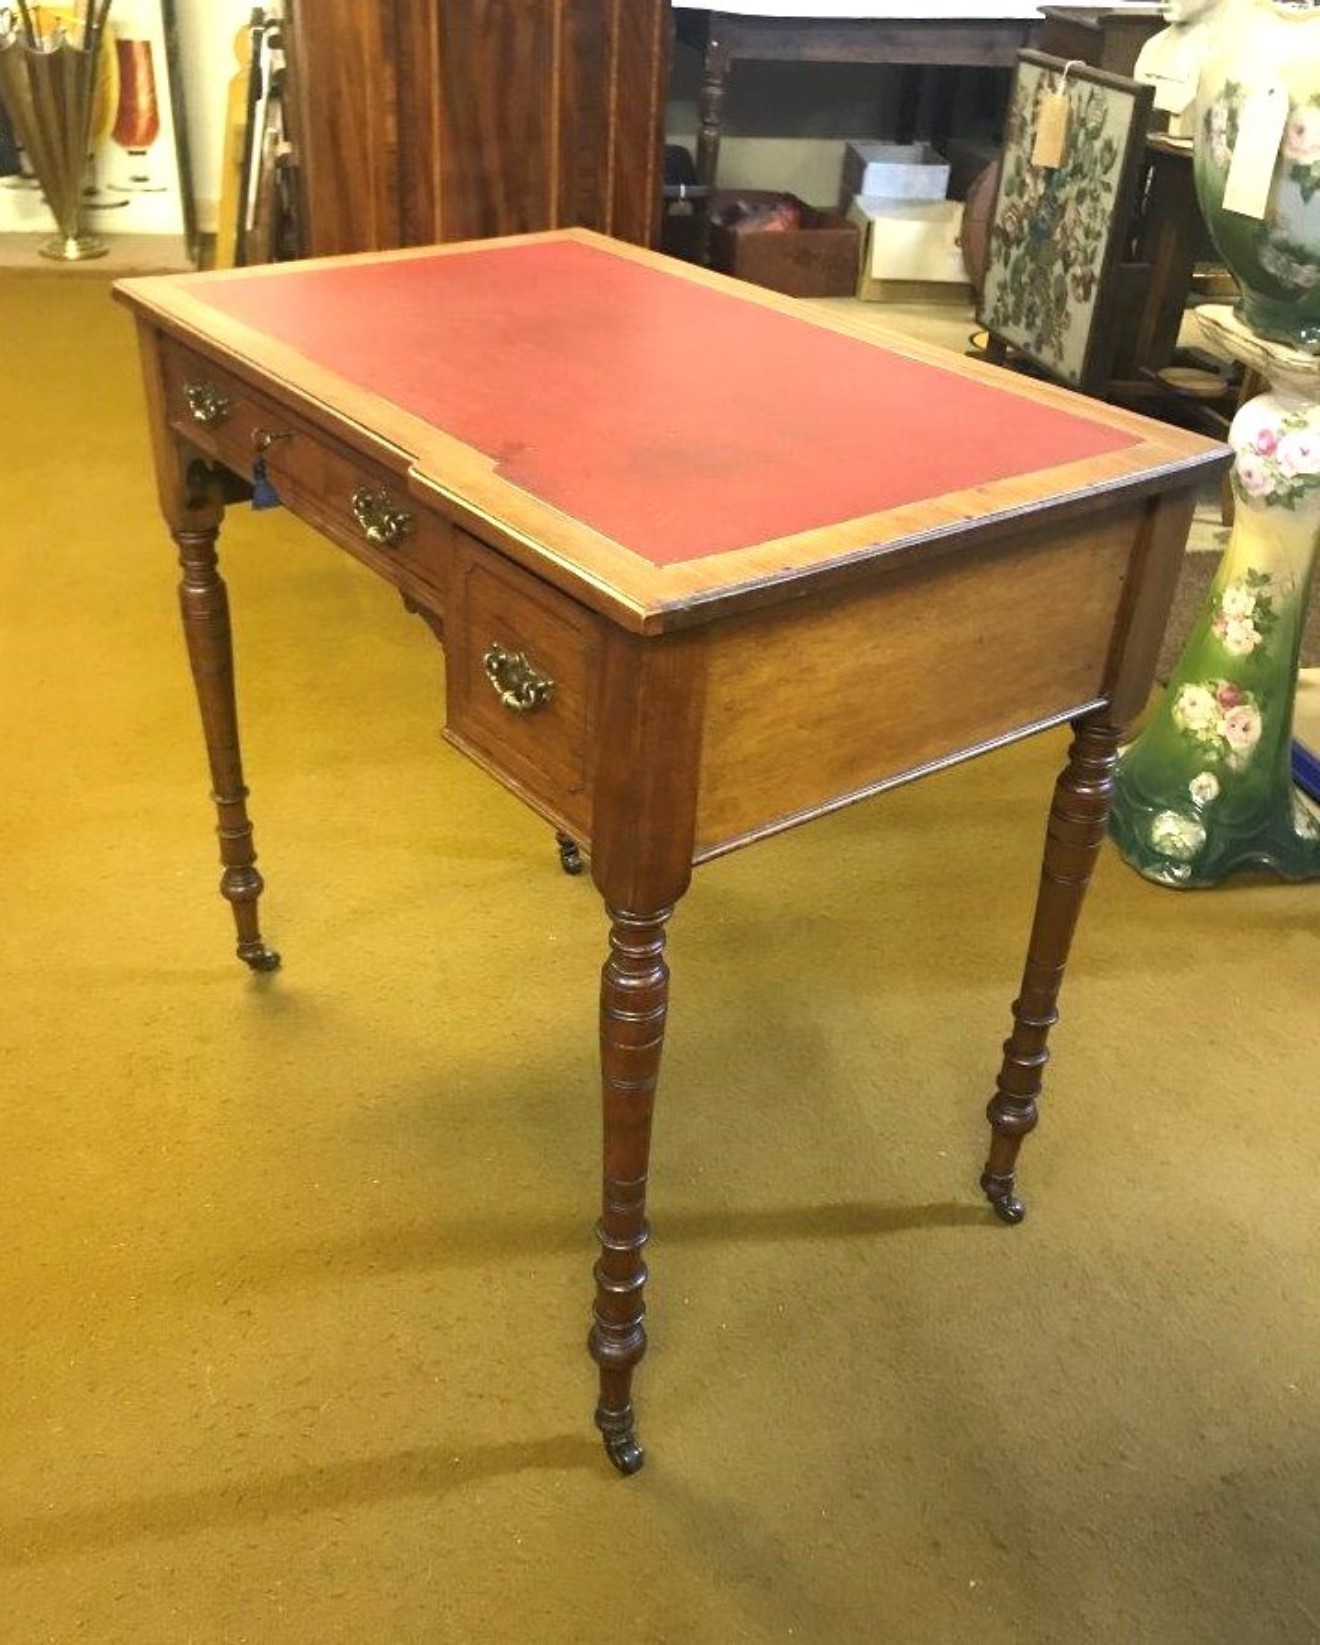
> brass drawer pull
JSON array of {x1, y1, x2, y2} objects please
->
[
  {"x1": 183, "y1": 381, "x2": 232, "y2": 427},
  {"x1": 483, "y1": 642, "x2": 554, "y2": 715},
  {"x1": 351, "y1": 485, "x2": 414, "y2": 549}
]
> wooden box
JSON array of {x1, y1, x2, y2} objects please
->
[{"x1": 707, "y1": 192, "x2": 861, "y2": 299}]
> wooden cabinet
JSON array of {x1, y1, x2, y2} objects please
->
[
  {"x1": 282, "y1": 0, "x2": 669, "y2": 257},
  {"x1": 1033, "y1": 6, "x2": 1165, "y2": 77}
]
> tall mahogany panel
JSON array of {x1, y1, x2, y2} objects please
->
[{"x1": 283, "y1": 0, "x2": 668, "y2": 257}]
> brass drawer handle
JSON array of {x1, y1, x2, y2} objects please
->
[
  {"x1": 183, "y1": 381, "x2": 232, "y2": 427},
  {"x1": 351, "y1": 485, "x2": 415, "y2": 549},
  {"x1": 483, "y1": 642, "x2": 554, "y2": 715}
]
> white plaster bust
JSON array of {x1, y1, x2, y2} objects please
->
[
  {"x1": 1135, "y1": 0, "x2": 1237, "y2": 131},
  {"x1": 1161, "y1": 1, "x2": 1224, "y2": 21}
]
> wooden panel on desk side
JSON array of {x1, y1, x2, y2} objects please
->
[{"x1": 692, "y1": 504, "x2": 1142, "y2": 856}]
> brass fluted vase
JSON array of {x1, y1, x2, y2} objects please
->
[{"x1": 0, "y1": 8, "x2": 113, "y2": 261}]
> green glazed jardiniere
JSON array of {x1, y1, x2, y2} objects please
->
[
  {"x1": 1108, "y1": 309, "x2": 1320, "y2": 884},
  {"x1": 1196, "y1": 0, "x2": 1320, "y2": 350}
]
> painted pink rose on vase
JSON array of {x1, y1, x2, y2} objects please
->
[
  {"x1": 1230, "y1": 406, "x2": 1320, "y2": 508},
  {"x1": 1231, "y1": 397, "x2": 1275, "y2": 451},
  {"x1": 1222, "y1": 703, "x2": 1263, "y2": 756},
  {"x1": 1234, "y1": 450, "x2": 1276, "y2": 498},
  {"x1": 1283, "y1": 104, "x2": 1320, "y2": 167},
  {"x1": 1218, "y1": 616, "x2": 1263, "y2": 655},
  {"x1": 1275, "y1": 427, "x2": 1320, "y2": 477},
  {"x1": 1219, "y1": 584, "x2": 1256, "y2": 620},
  {"x1": 1170, "y1": 680, "x2": 1267, "y2": 773}
]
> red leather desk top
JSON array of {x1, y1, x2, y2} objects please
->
[{"x1": 193, "y1": 240, "x2": 1138, "y2": 566}]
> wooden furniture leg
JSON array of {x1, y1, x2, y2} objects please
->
[
  {"x1": 694, "y1": 32, "x2": 730, "y2": 195},
  {"x1": 174, "y1": 516, "x2": 280, "y2": 973},
  {"x1": 585, "y1": 629, "x2": 703, "y2": 1473},
  {"x1": 589, "y1": 902, "x2": 674, "y2": 1475},
  {"x1": 693, "y1": 31, "x2": 731, "y2": 266},
  {"x1": 981, "y1": 714, "x2": 1122, "y2": 1223}
]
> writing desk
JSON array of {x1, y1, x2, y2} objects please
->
[{"x1": 116, "y1": 231, "x2": 1226, "y2": 1474}]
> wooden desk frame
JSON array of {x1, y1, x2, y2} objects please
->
[{"x1": 116, "y1": 231, "x2": 1226, "y2": 1474}]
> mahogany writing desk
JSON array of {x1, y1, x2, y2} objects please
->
[{"x1": 115, "y1": 231, "x2": 1226, "y2": 1474}]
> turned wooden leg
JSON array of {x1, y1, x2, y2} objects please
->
[
  {"x1": 981, "y1": 716, "x2": 1121, "y2": 1223},
  {"x1": 589, "y1": 903, "x2": 673, "y2": 1475},
  {"x1": 693, "y1": 37, "x2": 730, "y2": 268},
  {"x1": 694, "y1": 37, "x2": 729, "y2": 197},
  {"x1": 174, "y1": 520, "x2": 280, "y2": 972}
]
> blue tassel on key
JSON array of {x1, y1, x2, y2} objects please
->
[{"x1": 251, "y1": 457, "x2": 282, "y2": 511}]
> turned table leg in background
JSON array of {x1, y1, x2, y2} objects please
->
[
  {"x1": 694, "y1": 32, "x2": 730, "y2": 199},
  {"x1": 692, "y1": 31, "x2": 730, "y2": 267},
  {"x1": 174, "y1": 514, "x2": 280, "y2": 974},
  {"x1": 981, "y1": 714, "x2": 1123, "y2": 1224}
]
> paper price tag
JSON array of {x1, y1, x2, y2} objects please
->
[
  {"x1": 1222, "y1": 76, "x2": 1289, "y2": 220},
  {"x1": 1032, "y1": 91, "x2": 1071, "y2": 170}
]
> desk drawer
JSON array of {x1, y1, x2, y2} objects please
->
[
  {"x1": 159, "y1": 339, "x2": 451, "y2": 599},
  {"x1": 443, "y1": 531, "x2": 601, "y2": 833}
]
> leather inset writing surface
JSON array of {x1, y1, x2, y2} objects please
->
[{"x1": 195, "y1": 241, "x2": 1140, "y2": 565}]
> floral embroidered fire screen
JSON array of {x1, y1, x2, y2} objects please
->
[{"x1": 979, "y1": 51, "x2": 1155, "y2": 391}]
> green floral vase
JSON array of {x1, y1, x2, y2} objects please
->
[
  {"x1": 1194, "y1": 0, "x2": 1320, "y2": 350},
  {"x1": 1109, "y1": 309, "x2": 1320, "y2": 883}
]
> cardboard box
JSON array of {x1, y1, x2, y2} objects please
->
[
  {"x1": 847, "y1": 198, "x2": 971, "y2": 303},
  {"x1": 707, "y1": 191, "x2": 861, "y2": 299},
  {"x1": 840, "y1": 141, "x2": 950, "y2": 206}
]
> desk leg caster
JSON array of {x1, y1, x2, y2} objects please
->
[
  {"x1": 596, "y1": 1406, "x2": 645, "y2": 1476},
  {"x1": 222, "y1": 865, "x2": 280, "y2": 973},
  {"x1": 555, "y1": 832, "x2": 584, "y2": 875},
  {"x1": 979, "y1": 1168, "x2": 1026, "y2": 1225}
]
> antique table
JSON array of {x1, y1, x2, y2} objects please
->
[
  {"x1": 671, "y1": 2, "x2": 1160, "y2": 189},
  {"x1": 116, "y1": 230, "x2": 1226, "y2": 1474}
]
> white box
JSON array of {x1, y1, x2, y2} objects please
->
[
  {"x1": 840, "y1": 142, "x2": 950, "y2": 205},
  {"x1": 847, "y1": 198, "x2": 970, "y2": 302}
]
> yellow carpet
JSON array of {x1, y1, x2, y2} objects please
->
[{"x1": 1, "y1": 270, "x2": 1318, "y2": 1644}]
